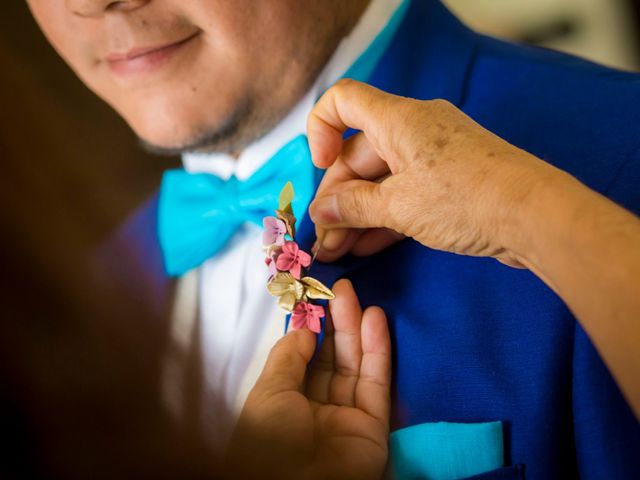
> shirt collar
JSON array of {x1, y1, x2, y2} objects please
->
[{"x1": 182, "y1": 0, "x2": 403, "y2": 180}]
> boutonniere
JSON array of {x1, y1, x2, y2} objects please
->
[{"x1": 262, "y1": 182, "x2": 334, "y2": 333}]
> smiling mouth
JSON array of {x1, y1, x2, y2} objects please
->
[{"x1": 105, "y1": 31, "x2": 201, "y2": 76}]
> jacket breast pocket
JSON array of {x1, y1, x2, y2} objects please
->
[
  {"x1": 390, "y1": 421, "x2": 521, "y2": 480},
  {"x1": 464, "y1": 465, "x2": 525, "y2": 479}
]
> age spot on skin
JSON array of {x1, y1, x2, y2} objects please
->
[
  {"x1": 487, "y1": 152, "x2": 496, "y2": 158},
  {"x1": 434, "y1": 136, "x2": 449, "y2": 150},
  {"x1": 477, "y1": 166, "x2": 490, "y2": 181},
  {"x1": 428, "y1": 159, "x2": 437, "y2": 168}
]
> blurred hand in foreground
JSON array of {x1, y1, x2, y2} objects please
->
[{"x1": 227, "y1": 279, "x2": 391, "y2": 480}]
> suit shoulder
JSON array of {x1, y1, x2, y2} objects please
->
[
  {"x1": 468, "y1": 34, "x2": 640, "y2": 139},
  {"x1": 462, "y1": 34, "x2": 640, "y2": 194},
  {"x1": 93, "y1": 193, "x2": 171, "y2": 314},
  {"x1": 475, "y1": 33, "x2": 640, "y2": 90}
]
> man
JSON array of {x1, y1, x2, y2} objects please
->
[
  {"x1": 27, "y1": 0, "x2": 640, "y2": 478},
  {"x1": 30, "y1": 0, "x2": 403, "y2": 445}
]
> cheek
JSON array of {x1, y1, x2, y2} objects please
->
[
  {"x1": 104, "y1": 51, "x2": 252, "y2": 145},
  {"x1": 187, "y1": 0, "x2": 291, "y2": 77},
  {"x1": 27, "y1": 0, "x2": 299, "y2": 148}
]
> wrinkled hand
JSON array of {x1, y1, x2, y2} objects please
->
[
  {"x1": 307, "y1": 79, "x2": 564, "y2": 267},
  {"x1": 227, "y1": 279, "x2": 391, "y2": 480}
]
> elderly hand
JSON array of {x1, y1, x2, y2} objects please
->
[
  {"x1": 306, "y1": 80, "x2": 640, "y2": 419},
  {"x1": 307, "y1": 79, "x2": 565, "y2": 267},
  {"x1": 227, "y1": 279, "x2": 391, "y2": 480}
]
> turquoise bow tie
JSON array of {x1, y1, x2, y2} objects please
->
[{"x1": 158, "y1": 134, "x2": 317, "y2": 276}]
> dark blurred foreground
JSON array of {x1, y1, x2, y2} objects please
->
[
  {"x1": 0, "y1": 1, "x2": 639, "y2": 478},
  {"x1": 0, "y1": 212, "x2": 218, "y2": 479},
  {"x1": 0, "y1": 4, "x2": 224, "y2": 479}
]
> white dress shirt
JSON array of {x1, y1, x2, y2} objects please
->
[{"x1": 168, "y1": 0, "x2": 402, "y2": 449}]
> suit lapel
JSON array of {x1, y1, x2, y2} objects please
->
[{"x1": 94, "y1": 194, "x2": 175, "y2": 317}]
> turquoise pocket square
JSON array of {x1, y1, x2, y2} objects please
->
[{"x1": 390, "y1": 421, "x2": 504, "y2": 480}]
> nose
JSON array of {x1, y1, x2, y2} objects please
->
[{"x1": 65, "y1": 0, "x2": 149, "y2": 18}]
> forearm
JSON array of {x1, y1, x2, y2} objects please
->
[{"x1": 511, "y1": 168, "x2": 640, "y2": 417}]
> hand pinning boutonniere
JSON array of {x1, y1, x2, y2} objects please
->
[{"x1": 263, "y1": 182, "x2": 335, "y2": 333}]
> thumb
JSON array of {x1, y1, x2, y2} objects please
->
[
  {"x1": 255, "y1": 329, "x2": 316, "y2": 395},
  {"x1": 309, "y1": 181, "x2": 387, "y2": 229}
]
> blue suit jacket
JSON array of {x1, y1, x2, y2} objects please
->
[{"x1": 101, "y1": 1, "x2": 640, "y2": 478}]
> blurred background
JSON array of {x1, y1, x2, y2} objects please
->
[
  {"x1": 445, "y1": 0, "x2": 640, "y2": 71},
  {"x1": 0, "y1": 0, "x2": 638, "y2": 478}
]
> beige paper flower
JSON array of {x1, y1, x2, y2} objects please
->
[{"x1": 267, "y1": 272, "x2": 305, "y2": 312}]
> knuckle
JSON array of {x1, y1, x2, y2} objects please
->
[
  {"x1": 356, "y1": 185, "x2": 387, "y2": 227},
  {"x1": 333, "y1": 78, "x2": 358, "y2": 98},
  {"x1": 340, "y1": 190, "x2": 359, "y2": 221},
  {"x1": 350, "y1": 187, "x2": 374, "y2": 224},
  {"x1": 335, "y1": 77, "x2": 357, "y2": 87},
  {"x1": 335, "y1": 364, "x2": 359, "y2": 378},
  {"x1": 372, "y1": 187, "x2": 391, "y2": 227},
  {"x1": 428, "y1": 98, "x2": 453, "y2": 111}
]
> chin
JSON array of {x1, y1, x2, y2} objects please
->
[
  {"x1": 135, "y1": 130, "x2": 196, "y2": 156},
  {"x1": 126, "y1": 109, "x2": 201, "y2": 154},
  {"x1": 121, "y1": 90, "x2": 257, "y2": 155}
]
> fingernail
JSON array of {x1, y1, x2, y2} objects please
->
[{"x1": 309, "y1": 195, "x2": 342, "y2": 225}]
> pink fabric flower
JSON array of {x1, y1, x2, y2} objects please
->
[
  {"x1": 276, "y1": 241, "x2": 311, "y2": 279},
  {"x1": 265, "y1": 256, "x2": 278, "y2": 278},
  {"x1": 291, "y1": 301, "x2": 325, "y2": 333},
  {"x1": 262, "y1": 216, "x2": 287, "y2": 246}
]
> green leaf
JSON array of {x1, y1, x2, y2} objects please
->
[{"x1": 278, "y1": 181, "x2": 295, "y2": 213}]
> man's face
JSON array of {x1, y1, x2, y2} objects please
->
[{"x1": 28, "y1": 0, "x2": 365, "y2": 154}]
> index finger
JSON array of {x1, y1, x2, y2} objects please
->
[{"x1": 307, "y1": 79, "x2": 401, "y2": 171}]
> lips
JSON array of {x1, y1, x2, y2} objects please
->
[{"x1": 105, "y1": 31, "x2": 200, "y2": 76}]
